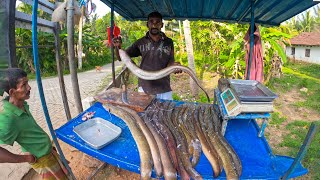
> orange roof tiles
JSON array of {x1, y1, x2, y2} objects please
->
[{"x1": 290, "y1": 32, "x2": 320, "y2": 46}]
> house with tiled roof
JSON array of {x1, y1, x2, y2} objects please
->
[{"x1": 286, "y1": 32, "x2": 320, "y2": 64}]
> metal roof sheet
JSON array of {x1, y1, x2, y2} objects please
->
[{"x1": 100, "y1": 0, "x2": 319, "y2": 26}]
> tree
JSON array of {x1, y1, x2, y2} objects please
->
[
  {"x1": 77, "y1": 6, "x2": 85, "y2": 70},
  {"x1": 259, "y1": 26, "x2": 292, "y2": 84},
  {"x1": 183, "y1": 20, "x2": 198, "y2": 96},
  {"x1": 314, "y1": 5, "x2": 320, "y2": 32},
  {"x1": 299, "y1": 10, "x2": 315, "y2": 32}
]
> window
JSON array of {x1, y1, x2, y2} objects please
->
[
  {"x1": 305, "y1": 49, "x2": 310, "y2": 57},
  {"x1": 291, "y1": 47, "x2": 295, "y2": 55}
]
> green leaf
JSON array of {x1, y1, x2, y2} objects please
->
[{"x1": 269, "y1": 39, "x2": 287, "y2": 64}]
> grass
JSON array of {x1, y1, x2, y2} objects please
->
[
  {"x1": 268, "y1": 61, "x2": 320, "y2": 179},
  {"x1": 280, "y1": 121, "x2": 320, "y2": 179},
  {"x1": 172, "y1": 93, "x2": 182, "y2": 101},
  {"x1": 286, "y1": 62, "x2": 320, "y2": 79},
  {"x1": 268, "y1": 63, "x2": 320, "y2": 112},
  {"x1": 173, "y1": 91, "x2": 212, "y2": 103},
  {"x1": 195, "y1": 92, "x2": 212, "y2": 103},
  {"x1": 270, "y1": 112, "x2": 287, "y2": 126},
  {"x1": 127, "y1": 73, "x2": 139, "y2": 87}
]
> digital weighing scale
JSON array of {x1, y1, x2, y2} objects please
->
[
  {"x1": 216, "y1": 79, "x2": 277, "y2": 137},
  {"x1": 220, "y1": 88, "x2": 274, "y2": 116}
]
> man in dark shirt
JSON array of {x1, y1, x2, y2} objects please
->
[{"x1": 114, "y1": 11, "x2": 180, "y2": 100}]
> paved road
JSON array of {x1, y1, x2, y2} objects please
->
[{"x1": 0, "y1": 61, "x2": 123, "y2": 180}]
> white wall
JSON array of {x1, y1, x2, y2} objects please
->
[{"x1": 286, "y1": 46, "x2": 320, "y2": 64}]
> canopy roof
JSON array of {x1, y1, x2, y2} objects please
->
[{"x1": 101, "y1": 0, "x2": 319, "y2": 26}]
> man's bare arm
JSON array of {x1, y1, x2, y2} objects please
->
[{"x1": 0, "y1": 147, "x2": 35, "y2": 163}]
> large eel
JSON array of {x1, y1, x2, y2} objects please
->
[
  {"x1": 157, "y1": 101, "x2": 190, "y2": 180},
  {"x1": 171, "y1": 106, "x2": 203, "y2": 180},
  {"x1": 210, "y1": 106, "x2": 242, "y2": 176},
  {"x1": 165, "y1": 102, "x2": 190, "y2": 180},
  {"x1": 118, "y1": 49, "x2": 210, "y2": 103},
  {"x1": 177, "y1": 106, "x2": 194, "y2": 156},
  {"x1": 203, "y1": 107, "x2": 239, "y2": 180},
  {"x1": 143, "y1": 106, "x2": 177, "y2": 180},
  {"x1": 163, "y1": 105, "x2": 198, "y2": 179},
  {"x1": 183, "y1": 104, "x2": 202, "y2": 167},
  {"x1": 192, "y1": 105, "x2": 222, "y2": 177},
  {"x1": 153, "y1": 102, "x2": 180, "y2": 171},
  {"x1": 103, "y1": 104, "x2": 153, "y2": 180},
  {"x1": 120, "y1": 106, "x2": 163, "y2": 177}
]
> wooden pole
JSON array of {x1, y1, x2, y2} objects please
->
[
  {"x1": 54, "y1": 23, "x2": 71, "y2": 121},
  {"x1": 110, "y1": 0, "x2": 116, "y2": 87},
  {"x1": 67, "y1": 0, "x2": 83, "y2": 113}
]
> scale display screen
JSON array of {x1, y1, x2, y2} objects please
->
[
  {"x1": 220, "y1": 88, "x2": 274, "y2": 116},
  {"x1": 222, "y1": 89, "x2": 234, "y2": 103},
  {"x1": 220, "y1": 88, "x2": 241, "y2": 116}
]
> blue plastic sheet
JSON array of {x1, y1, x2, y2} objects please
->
[{"x1": 55, "y1": 102, "x2": 307, "y2": 179}]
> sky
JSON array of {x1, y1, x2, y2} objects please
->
[{"x1": 91, "y1": 0, "x2": 110, "y2": 18}]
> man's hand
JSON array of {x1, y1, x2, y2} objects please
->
[
  {"x1": 172, "y1": 62, "x2": 183, "y2": 74},
  {"x1": 0, "y1": 147, "x2": 36, "y2": 163},
  {"x1": 113, "y1": 37, "x2": 122, "y2": 61},
  {"x1": 24, "y1": 152, "x2": 37, "y2": 164},
  {"x1": 112, "y1": 36, "x2": 122, "y2": 49}
]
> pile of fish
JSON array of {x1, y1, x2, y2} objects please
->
[{"x1": 103, "y1": 100, "x2": 242, "y2": 180}]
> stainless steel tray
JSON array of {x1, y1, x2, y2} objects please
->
[
  {"x1": 228, "y1": 79, "x2": 278, "y2": 102},
  {"x1": 73, "y1": 117, "x2": 122, "y2": 149}
]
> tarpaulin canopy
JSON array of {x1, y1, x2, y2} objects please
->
[{"x1": 100, "y1": 0, "x2": 319, "y2": 26}]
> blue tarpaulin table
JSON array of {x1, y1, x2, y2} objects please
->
[{"x1": 55, "y1": 102, "x2": 307, "y2": 179}]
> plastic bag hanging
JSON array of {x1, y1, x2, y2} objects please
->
[{"x1": 107, "y1": 24, "x2": 121, "y2": 46}]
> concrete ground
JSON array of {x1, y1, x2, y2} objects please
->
[{"x1": 0, "y1": 61, "x2": 123, "y2": 180}]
